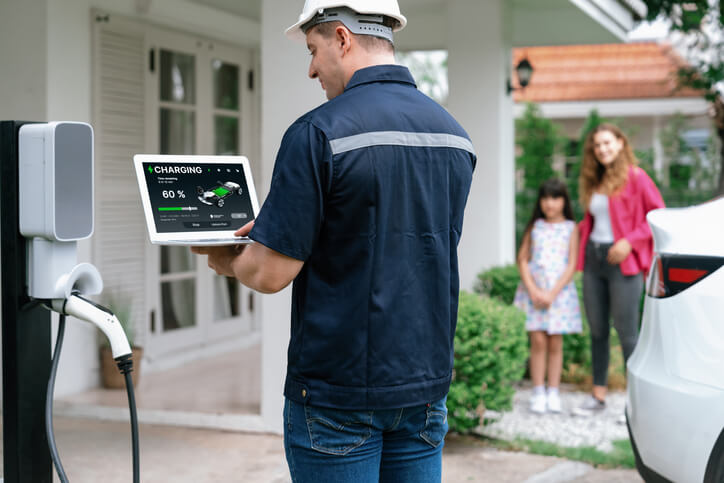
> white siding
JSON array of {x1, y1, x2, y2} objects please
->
[{"x1": 92, "y1": 17, "x2": 148, "y2": 348}]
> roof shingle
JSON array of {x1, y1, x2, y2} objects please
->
[{"x1": 512, "y1": 42, "x2": 703, "y2": 102}]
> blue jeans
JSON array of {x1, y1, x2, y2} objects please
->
[{"x1": 283, "y1": 396, "x2": 448, "y2": 483}]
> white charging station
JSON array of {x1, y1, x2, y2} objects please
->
[
  {"x1": 7, "y1": 120, "x2": 138, "y2": 483},
  {"x1": 19, "y1": 122, "x2": 104, "y2": 300}
]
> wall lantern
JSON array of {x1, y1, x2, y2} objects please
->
[{"x1": 507, "y1": 57, "x2": 533, "y2": 95}]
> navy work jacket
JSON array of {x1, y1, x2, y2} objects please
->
[{"x1": 250, "y1": 65, "x2": 476, "y2": 409}]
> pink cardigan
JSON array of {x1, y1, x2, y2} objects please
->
[{"x1": 577, "y1": 166, "x2": 665, "y2": 276}]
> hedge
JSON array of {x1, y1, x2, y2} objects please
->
[{"x1": 448, "y1": 291, "x2": 528, "y2": 433}]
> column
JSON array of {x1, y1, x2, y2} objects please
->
[
  {"x1": 258, "y1": 0, "x2": 326, "y2": 433},
  {"x1": 446, "y1": 0, "x2": 516, "y2": 290}
]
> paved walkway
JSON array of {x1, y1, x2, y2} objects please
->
[
  {"x1": 479, "y1": 386, "x2": 629, "y2": 452},
  {"x1": 0, "y1": 415, "x2": 642, "y2": 482},
  {"x1": 0, "y1": 382, "x2": 643, "y2": 482}
]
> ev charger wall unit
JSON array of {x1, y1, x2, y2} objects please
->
[
  {"x1": 11, "y1": 120, "x2": 138, "y2": 483},
  {"x1": 19, "y1": 122, "x2": 103, "y2": 299}
]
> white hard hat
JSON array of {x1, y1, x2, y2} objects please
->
[{"x1": 285, "y1": 0, "x2": 407, "y2": 42}]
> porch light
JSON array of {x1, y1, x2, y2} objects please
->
[{"x1": 507, "y1": 57, "x2": 534, "y2": 95}]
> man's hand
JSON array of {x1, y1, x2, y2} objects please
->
[
  {"x1": 190, "y1": 221, "x2": 255, "y2": 278},
  {"x1": 233, "y1": 220, "x2": 255, "y2": 238},
  {"x1": 607, "y1": 238, "x2": 632, "y2": 265}
]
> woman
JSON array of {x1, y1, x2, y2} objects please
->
[{"x1": 575, "y1": 123, "x2": 665, "y2": 414}]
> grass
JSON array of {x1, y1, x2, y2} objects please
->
[
  {"x1": 485, "y1": 436, "x2": 636, "y2": 469},
  {"x1": 449, "y1": 433, "x2": 635, "y2": 469}
]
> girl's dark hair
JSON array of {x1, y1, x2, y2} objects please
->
[{"x1": 523, "y1": 178, "x2": 574, "y2": 237}]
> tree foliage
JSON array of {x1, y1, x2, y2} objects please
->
[
  {"x1": 514, "y1": 103, "x2": 562, "y2": 247},
  {"x1": 516, "y1": 103, "x2": 559, "y2": 190},
  {"x1": 644, "y1": 0, "x2": 717, "y2": 32},
  {"x1": 657, "y1": 112, "x2": 721, "y2": 204},
  {"x1": 643, "y1": 0, "x2": 724, "y2": 195}
]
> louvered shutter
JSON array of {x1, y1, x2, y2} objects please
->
[{"x1": 92, "y1": 15, "x2": 148, "y2": 348}]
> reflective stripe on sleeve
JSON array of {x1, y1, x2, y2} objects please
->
[{"x1": 329, "y1": 131, "x2": 476, "y2": 156}]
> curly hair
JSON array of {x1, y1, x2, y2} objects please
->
[{"x1": 579, "y1": 123, "x2": 638, "y2": 209}]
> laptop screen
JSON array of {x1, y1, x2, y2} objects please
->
[{"x1": 135, "y1": 156, "x2": 257, "y2": 240}]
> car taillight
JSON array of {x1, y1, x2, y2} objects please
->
[{"x1": 647, "y1": 254, "x2": 724, "y2": 298}]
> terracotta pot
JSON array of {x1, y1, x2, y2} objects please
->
[{"x1": 100, "y1": 346, "x2": 143, "y2": 389}]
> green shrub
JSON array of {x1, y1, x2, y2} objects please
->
[
  {"x1": 448, "y1": 292, "x2": 528, "y2": 433},
  {"x1": 474, "y1": 264, "x2": 520, "y2": 305},
  {"x1": 474, "y1": 265, "x2": 595, "y2": 385}
]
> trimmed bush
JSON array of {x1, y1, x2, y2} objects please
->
[
  {"x1": 474, "y1": 264, "x2": 520, "y2": 305},
  {"x1": 448, "y1": 291, "x2": 528, "y2": 433}
]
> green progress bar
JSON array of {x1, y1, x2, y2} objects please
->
[{"x1": 158, "y1": 206, "x2": 198, "y2": 212}]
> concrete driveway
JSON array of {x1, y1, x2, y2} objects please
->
[{"x1": 0, "y1": 417, "x2": 642, "y2": 482}]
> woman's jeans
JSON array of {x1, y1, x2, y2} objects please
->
[
  {"x1": 583, "y1": 241, "x2": 644, "y2": 387},
  {"x1": 283, "y1": 396, "x2": 448, "y2": 483}
]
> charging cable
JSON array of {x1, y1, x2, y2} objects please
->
[
  {"x1": 46, "y1": 313, "x2": 69, "y2": 482},
  {"x1": 45, "y1": 295, "x2": 140, "y2": 483}
]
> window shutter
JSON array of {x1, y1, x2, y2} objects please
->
[{"x1": 92, "y1": 15, "x2": 148, "y2": 347}]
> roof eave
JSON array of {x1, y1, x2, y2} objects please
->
[
  {"x1": 621, "y1": 0, "x2": 648, "y2": 20},
  {"x1": 568, "y1": 0, "x2": 648, "y2": 41}
]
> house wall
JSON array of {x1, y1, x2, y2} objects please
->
[
  {"x1": 512, "y1": 2, "x2": 628, "y2": 45},
  {"x1": 552, "y1": 115, "x2": 710, "y2": 145},
  {"x1": 0, "y1": 2, "x2": 48, "y2": 120},
  {"x1": 448, "y1": 0, "x2": 516, "y2": 288},
  {"x1": 0, "y1": 0, "x2": 96, "y2": 399},
  {"x1": 0, "y1": 0, "x2": 49, "y2": 405},
  {"x1": 45, "y1": 0, "x2": 99, "y2": 400},
  {"x1": 1, "y1": 0, "x2": 264, "y2": 399},
  {"x1": 542, "y1": 112, "x2": 711, "y2": 183}
]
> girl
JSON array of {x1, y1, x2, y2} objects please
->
[
  {"x1": 575, "y1": 123, "x2": 664, "y2": 414},
  {"x1": 514, "y1": 178, "x2": 581, "y2": 414}
]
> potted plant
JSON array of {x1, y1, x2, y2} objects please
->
[{"x1": 99, "y1": 293, "x2": 143, "y2": 389}]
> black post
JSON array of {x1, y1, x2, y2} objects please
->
[{"x1": 1, "y1": 120, "x2": 53, "y2": 482}]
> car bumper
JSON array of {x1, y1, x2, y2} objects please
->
[{"x1": 627, "y1": 363, "x2": 724, "y2": 483}]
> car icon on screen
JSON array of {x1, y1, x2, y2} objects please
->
[{"x1": 196, "y1": 181, "x2": 242, "y2": 208}]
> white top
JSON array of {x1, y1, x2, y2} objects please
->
[{"x1": 589, "y1": 193, "x2": 615, "y2": 243}]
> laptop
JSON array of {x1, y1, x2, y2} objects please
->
[{"x1": 133, "y1": 154, "x2": 260, "y2": 245}]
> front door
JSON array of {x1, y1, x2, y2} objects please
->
[{"x1": 145, "y1": 29, "x2": 255, "y2": 358}]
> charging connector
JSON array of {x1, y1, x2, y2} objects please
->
[
  {"x1": 44, "y1": 297, "x2": 139, "y2": 483},
  {"x1": 50, "y1": 295, "x2": 131, "y2": 359}
]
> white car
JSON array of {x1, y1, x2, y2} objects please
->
[{"x1": 626, "y1": 197, "x2": 724, "y2": 483}]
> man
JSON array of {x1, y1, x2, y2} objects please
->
[{"x1": 193, "y1": 1, "x2": 475, "y2": 481}]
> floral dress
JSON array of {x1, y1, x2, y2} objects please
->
[{"x1": 513, "y1": 219, "x2": 582, "y2": 334}]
